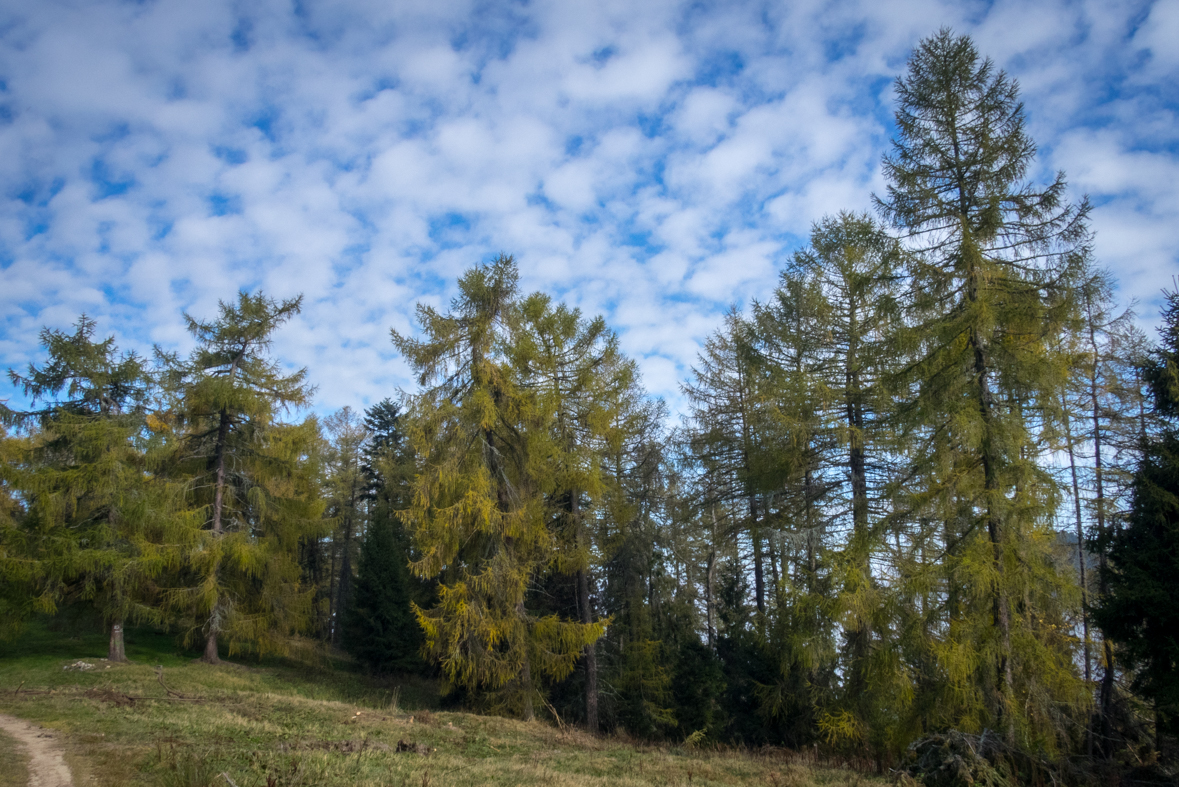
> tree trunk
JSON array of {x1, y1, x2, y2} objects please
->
[
  {"x1": 211, "y1": 409, "x2": 230, "y2": 536},
  {"x1": 972, "y1": 321, "x2": 1014, "y2": 744},
  {"x1": 705, "y1": 544, "x2": 717, "y2": 650},
  {"x1": 572, "y1": 492, "x2": 598, "y2": 732},
  {"x1": 336, "y1": 550, "x2": 353, "y2": 645},
  {"x1": 108, "y1": 619, "x2": 127, "y2": 663},
  {"x1": 847, "y1": 357, "x2": 871, "y2": 699},
  {"x1": 201, "y1": 630, "x2": 220, "y2": 664},
  {"x1": 1088, "y1": 297, "x2": 1116, "y2": 757},
  {"x1": 327, "y1": 535, "x2": 338, "y2": 642},
  {"x1": 767, "y1": 535, "x2": 781, "y2": 604},
  {"x1": 1062, "y1": 408, "x2": 1091, "y2": 684},
  {"x1": 1063, "y1": 404, "x2": 1096, "y2": 756},
  {"x1": 333, "y1": 479, "x2": 360, "y2": 645},
  {"x1": 578, "y1": 567, "x2": 599, "y2": 732},
  {"x1": 751, "y1": 495, "x2": 765, "y2": 615},
  {"x1": 517, "y1": 600, "x2": 535, "y2": 722},
  {"x1": 202, "y1": 409, "x2": 232, "y2": 665}
]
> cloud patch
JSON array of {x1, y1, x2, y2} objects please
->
[{"x1": 0, "y1": 0, "x2": 1174, "y2": 417}]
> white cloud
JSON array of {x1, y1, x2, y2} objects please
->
[{"x1": 0, "y1": 0, "x2": 1174, "y2": 419}]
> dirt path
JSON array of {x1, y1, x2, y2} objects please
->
[{"x1": 0, "y1": 714, "x2": 73, "y2": 787}]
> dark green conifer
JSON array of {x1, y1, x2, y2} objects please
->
[
  {"x1": 342, "y1": 399, "x2": 425, "y2": 673},
  {"x1": 1095, "y1": 286, "x2": 1179, "y2": 742}
]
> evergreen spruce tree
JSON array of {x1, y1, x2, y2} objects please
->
[
  {"x1": 344, "y1": 503, "x2": 423, "y2": 673},
  {"x1": 159, "y1": 292, "x2": 322, "y2": 663},
  {"x1": 393, "y1": 255, "x2": 602, "y2": 719},
  {"x1": 877, "y1": 30, "x2": 1090, "y2": 747},
  {"x1": 342, "y1": 399, "x2": 425, "y2": 673},
  {"x1": 1095, "y1": 286, "x2": 1179, "y2": 742}
]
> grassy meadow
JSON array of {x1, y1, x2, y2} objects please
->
[{"x1": 0, "y1": 620, "x2": 883, "y2": 787}]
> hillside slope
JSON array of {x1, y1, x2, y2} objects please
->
[{"x1": 0, "y1": 623, "x2": 880, "y2": 787}]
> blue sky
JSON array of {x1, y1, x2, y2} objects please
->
[{"x1": 1, "y1": 0, "x2": 1176, "y2": 416}]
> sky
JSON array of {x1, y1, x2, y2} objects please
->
[{"x1": 1, "y1": 0, "x2": 1176, "y2": 418}]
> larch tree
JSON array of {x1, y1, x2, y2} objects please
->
[
  {"x1": 322, "y1": 406, "x2": 369, "y2": 643},
  {"x1": 683, "y1": 313, "x2": 774, "y2": 623},
  {"x1": 596, "y1": 372, "x2": 675, "y2": 738},
  {"x1": 0, "y1": 421, "x2": 31, "y2": 640},
  {"x1": 393, "y1": 255, "x2": 602, "y2": 720},
  {"x1": 158, "y1": 292, "x2": 321, "y2": 663},
  {"x1": 3, "y1": 317, "x2": 176, "y2": 661},
  {"x1": 876, "y1": 30, "x2": 1090, "y2": 746},
  {"x1": 1056, "y1": 265, "x2": 1147, "y2": 753},
  {"x1": 754, "y1": 213, "x2": 911, "y2": 761},
  {"x1": 741, "y1": 265, "x2": 837, "y2": 743},
  {"x1": 512, "y1": 293, "x2": 623, "y2": 731}
]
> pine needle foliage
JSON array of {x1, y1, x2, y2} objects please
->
[
  {"x1": 393, "y1": 255, "x2": 603, "y2": 720},
  {"x1": 1095, "y1": 286, "x2": 1179, "y2": 740},
  {"x1": 876, "y1": 29, "x2": 1090, "y2": 750},
  {"x1": 157, "y1": 291, "x2": 322, "y2": 662},
  {"x1": 2, "y1": 316, "x2": 181, "y2": 660}
]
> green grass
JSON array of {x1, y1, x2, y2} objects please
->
[
  {"x1": 0, "y1": 621, "x2": 882, "y2": 787},
  {"x1": 0, "y1": 727, "x2": 30, "y2": 787}
]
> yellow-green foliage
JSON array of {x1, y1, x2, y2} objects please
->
[
  {"x1": 0, "y1": 317, "x2": 188, "y2": 643},
  {"x1": 395, "y1": 257, "x2": 603, "y2": 712},
  {"x1": 163, "y1": 418, "x2": 325, "y2": 658},
  {"x1": 157, "y1": 292, "x2": 324, "y2": 659},
  {"x1": 879, "y1": 31, "x2": 1090, "y2": 753}
]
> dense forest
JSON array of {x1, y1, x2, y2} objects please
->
[{"x1": 2, "y1": 30, "x2": 1176, "y2": 783}]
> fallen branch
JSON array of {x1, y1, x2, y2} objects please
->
[
  {"x1": 539, "y1": 693, "x2": 566, "y2": 733},
  {"x1": 84, "y1": 687, "x2": 203, "y2": 707},
  {"x1": 154, "y1": 665, "x2": 195, "y2": 699}
]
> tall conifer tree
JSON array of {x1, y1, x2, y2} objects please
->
[
  {"x1": 159, "y1": 292, "x2": 321, "y2": 663},
  {"x1": 513, "y1": 293, "x2": 625, "y2": 731},
  {"x1": 877, "y1": 30, "x2": 1090, "y2": 746},
  {"x1": 1095, "y1": 286, "x2": 1179, "y2": 744},
  {"x1": 393, "y1": 255, "x2": 602, "y2": 720},
  {"x1": 322, "y1": 406, "x2": 368, "y2": 643},
  {"x1": 4, "y1": 317, "x2": 176, "y2": 661},
  {"x1": 343, "y1": 399, "x2": 425, "y2": 673},
  {"x1": 753, "y1": 214, "x2": 910, "y2": 760}
]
